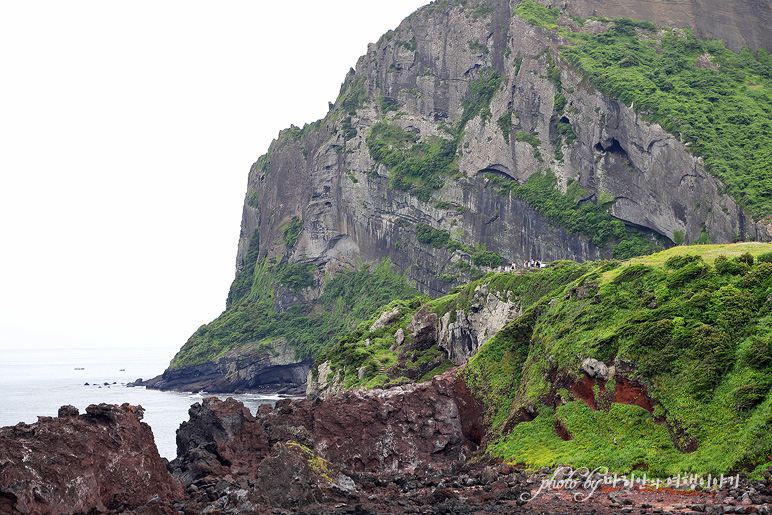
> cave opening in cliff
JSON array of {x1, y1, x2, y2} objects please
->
[
  {"x1": 595, "y1": 138, "x2": 628, "y2": 158},
  {"x1": 606, "y1": 138, "x2": 626, "y2": 156},
  {"x1": 477, "y1": 165, "x2": 516, "y2": 181}
]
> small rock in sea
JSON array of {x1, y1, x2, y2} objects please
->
[
  {"x1": 103, "y1": 382, "x2": 109, "y2": 386},
  {"x1": 84, "y1": 382, "x2": 89, "y2": 386}
]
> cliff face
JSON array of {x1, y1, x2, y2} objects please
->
[
  {"x1": 560, "y1": 0, "x2": 772, "y2": 53},
  {"x1": 238, "y1": 0, "x2": 767, "y2": 293},
  {"x1": 0, "y1": 404, "x2": 183, "y2": 514},
  {"x1": 166, "y1": 0, "x2": 771, "y2": 390},
  {"x1": 148, "y1": 339, "x2": 311, "y2": 394}
]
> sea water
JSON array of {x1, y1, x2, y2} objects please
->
[{"x1": 0, "y1": 346, "x2": 288, "y2": 458}]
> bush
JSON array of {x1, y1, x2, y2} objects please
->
[
  {"x1": 472, "y1": 244, "x2": 502, "y2": 268},
  {"x1": 715, "y1": 255, "x2": 749, "y2": 275},
  {"x1": 415, "y1": 224, "x2": 451, "y2": 248},
  {"x1": 665, "y1": 254, "x2": 702, "y2": 269},
  {"x1": 282, "y1": 217, "x2": 303, "y2": 249},
  {"x1": 738, "y1": 252, "x2": 755, "y2": 266},
  {"x1": 612, "y1": 264, "x2": 652, "y2": 284},
  {"x1": 666, "y1": 261, "x2": 709, "y2": 288},
  {"x1": 278, "y1": 262, "x2": 316, "y2": 292}
]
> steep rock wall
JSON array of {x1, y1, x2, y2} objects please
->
[
  {"x1": 238, "y1": 0, "x2": 767, "y2": 298},
  {"x1": 170, "y1": 0, "x2": 770, "y2": 390},
  {"x1": 559, "y1": 0, "x2": 772, "y2": 53}
]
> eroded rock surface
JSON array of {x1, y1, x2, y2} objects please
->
[
  {"x1": 174, "y1": 371, "x2": 474, "y2": 484},
  {"x1": 0, "y1": 404, "x2": 183, "y2": 515},
  {"x1": 439, "y1": 284, "x2": 522, "y2": 365},
  {"x1": 147, "y1": 339, "x2": 311, "y2": 394}
]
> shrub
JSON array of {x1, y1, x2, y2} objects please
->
[
  {"x1": 472, "y1": 243, "x2": 502, "y2": 268},
  {"x1": 665, "y1": 254, "x2": 702, "y2": 269},
  {"x1": 612, "y1": 264, "x2": 652, "y2": 284},
  {"x1": 281, "y1": 216, "x2": 303, "y2": 249},
  {"x1": 415, "y1": 224, "x2": 451, "y2": 248},
  {"x1": 738, "y1": 252, "x2": 755, "y2": 266},
  {"x1": 666, "y1": 261, "x2": 709, "y2": 288},
  {"x1": 278, "y1": 262, "x2": 316, "y2": 292}
]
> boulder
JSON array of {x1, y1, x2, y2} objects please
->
[
  {"x1": 582, "y1": 358, "x2": 610, "y2": 381},
  {"x1": 0, "y1": 403, "x2": 183, "y2": 514}
]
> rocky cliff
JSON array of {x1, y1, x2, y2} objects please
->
[
  {"x1": 305, "y1": 265, "x2": 588, "y2": 399},
  {"x1": 147, "y1": 339, "x2": 311, "y2": 394},
  {"x1": 560, "y1": 0, "x2": 772, "y2": 53},
  {"x1": 162, "y1": 0, "x2": 772, "y2": 391},
  {"x1": 0, "y1": 404, "x2": 183, "y2": 514}
]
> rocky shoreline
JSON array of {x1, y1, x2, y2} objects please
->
[{"x1": 1, "y1": 370, "x2": 771, "y2": 514}]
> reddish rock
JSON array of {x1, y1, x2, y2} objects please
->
[
  {"x1": 0, "y1": 403, "x2": 184, "y2": 514},
  {"x1": 305, "y1": 371, "x2": 472, "y2": 473},
  {"x1": 171, "y1": 396, "x2": 271, "y2": 485},
  {"x1": 173, "y1": 371, "x2": 473, "y2": 483},
  {"x1": 256, "y1": 442, "x2": 358, "y2": 508}
]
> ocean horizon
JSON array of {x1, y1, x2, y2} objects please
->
[{"x1": 0, "y1": 346, "x2": 287, "y2": 458}]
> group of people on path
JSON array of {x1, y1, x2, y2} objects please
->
[
  {"x1": 497, "y1": 258, "x2": 545, "y2": 273},
  {"x1": 523, "y1": 258, "x2": 543, "y2": 269}
]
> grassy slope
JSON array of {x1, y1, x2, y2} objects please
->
[
  {"x1": 312, "y1": 262, "x2": 596, "y2": 390},
  {"x1": 171, "y1": 259, "x2": 421, "y2": 368},
  {"x1": 462, "y1": 243, "x2": 772, "y2": 477}
]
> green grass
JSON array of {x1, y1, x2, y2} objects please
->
[
  {"x1": 514, "y1": 0, "x2": 560, "y2": 29},
  {"x1": 491, "y1": 403, "x2": 680, "y2": 476},
  {"x1": 464, "y1": 243, "x2": 772, "y2": 477}
]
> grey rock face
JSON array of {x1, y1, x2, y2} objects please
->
[
  {"x1": 237, "y1": 0, "x2": 767, "y2": 304},
  {"x1": 184, "y1": 0, "x2": 770, "y2": 394},
  {"x1": 582, "y1": 358, "x2": 610, "y2": 381},
  {"x1": 560, "y1": 0, "x2": 772, "y2": 53},
  {"x1": 438, "y1": 284, "x2": 522, "y2": 365},
  {"x1": 148, "y1": 340, "x2": 312, "y2": 393}
]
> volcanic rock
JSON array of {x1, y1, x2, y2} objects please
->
[{"x1": 0, "y1": 403, "x2": 183, "y2": 514}]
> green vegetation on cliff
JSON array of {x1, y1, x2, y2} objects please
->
[
  {"x1": 485, "y1": 170, "x2": 660, "y2": 259},
  {"x1": 314, "y1": 243, "x2": 772, "y2": 476},
  {"x1": 561, "y1": 19, "x2": 772, "y2": 218},
  {"x1": 366, "y1": 69, "x2": 502, "y2": 201},
  {"x1": 461, "y1": 243, "x2": 772, "y2": 476},
  {"x1": 171, "y1": 259, "x2": 420, "y2": 368},
  {"x1": 312, "y1": 261, "x2": 594, "y2": 392}
]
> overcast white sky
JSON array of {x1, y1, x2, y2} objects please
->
[{"x1": 0, "y1": 1, "x2": 429, "y2": 352}]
